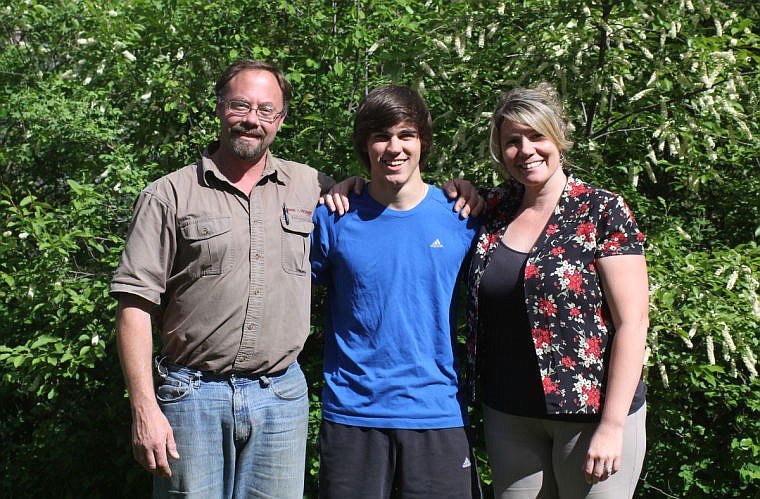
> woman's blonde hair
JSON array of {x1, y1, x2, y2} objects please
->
[{"x1": 489, "y1": 83, "x2": 573, "y2": 170}]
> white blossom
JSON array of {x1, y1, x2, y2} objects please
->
[
  {"x1": 706, "y1": 335, "x2": 715, "y2": 365},
  {"x1": 726, "y1": 270, "x2": 739, "y2": 290},
  {"x1": 681, "y1": 335, "x2": 693, "y2": 349},
  {"x1": 631, "y1": 88, "x2": 653, "y2": 103},
  {"x1": 18, "y1": 232, "x2": 29, "y2": 239},
  {"x1": 454, "y1": 35, "x2": 464, "y2": 57},
  {"x1": 676, "y1": 226, "x2": 692, "y2": 240},
  {"x1": 742, "y1": 347, "x2": 757, "y2": 378},
  {"x1": 714, "y1": 18, "x2": 723, "y2": 37},
  {"x1": 91, "y1": 335, "x2": 100, "y2": 346},
  {"x1": 720, "y1": 323, "x2": 736, "y2": 352},
  {"x1": 419, "y1": 61, "x2": 436, "y2": 78},
  {"x1": 432, "y1": 39, "x2": 448, "y2": 52},
  {"x1": 122, "y1": 50, "x2": 136, "y2": 62},
  {"x1": 659, "y1": 363, "x2": 669, "y2": 388},
  {"x1": 688, "y1": 324, "x2": 697, "y2": 338},
  {"x1": 3, "y1": 231, "x2": 11, "y2": 237}
]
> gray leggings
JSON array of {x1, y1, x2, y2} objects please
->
[{"x1": 483, "y1": 404, "x2": 646, "y2": 499}]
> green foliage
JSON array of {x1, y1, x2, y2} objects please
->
[
  {"x1": 644, "y1": 228, "x2": 760, "y2": 497},
  {"x1": 1, "y1": 0, "x2": 758, "y2": 497}
]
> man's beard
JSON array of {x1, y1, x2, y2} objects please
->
[
  {"x1": 229, "y1": 124, "x2": 271, "y2": 160},
  {"x1": 230, "y1": 136, "x2": 267, "y2": 160}
]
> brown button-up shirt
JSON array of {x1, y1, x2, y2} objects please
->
[{"x1": 111, "y1": 142, "x2": 333, "y2": 374}]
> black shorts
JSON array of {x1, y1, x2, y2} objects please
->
[{"x1": 318, "y1": 420, "x2": 476, "y2": 498}]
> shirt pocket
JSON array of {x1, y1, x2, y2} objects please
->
[
  {"x1": 281, "y1": 213, "x2": 314, "y2": 275},
  {"x1": 179, "y1": 216, "x2": 234, "y2": 278}
]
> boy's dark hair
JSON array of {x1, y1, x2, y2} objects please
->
[
  {"x1": 214, "y1": 60, "x2": 292, "y2": 113},
  {"x1": 353, "y1": 85, "x2": 433, "y2": 170}
]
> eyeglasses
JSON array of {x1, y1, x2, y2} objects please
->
[{"x1": 220, "y1": 98, "x2": 284, "y2": 123}]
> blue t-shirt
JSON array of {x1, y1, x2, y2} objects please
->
[{"x1": 311, "y1": 185, "x2": 479, "y2": 429}]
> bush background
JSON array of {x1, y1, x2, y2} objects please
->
[{"x1": 1, "y1": 1, "x2": 758, "y2": 497}]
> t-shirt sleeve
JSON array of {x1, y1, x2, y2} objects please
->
[
  {"x1": 595, "y1": 193, "x2": 645, "y2": 258},
  {"x1": 310, "y1": 205, "x2": 332, "y2": 286},
  {"x1": 110, "y1": 188, "x2": 177, "y2": 304}
]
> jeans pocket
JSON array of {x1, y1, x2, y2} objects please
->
[
  {"x1": 156, "y1": 372, "x2": 194, "y2": 403},
  {"x1": 270, "y1": 368, "x2": 308, "y2": 401}
]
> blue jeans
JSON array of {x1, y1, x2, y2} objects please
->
[{"x1": 153, "y1": 359, "x2": 309, "y2": 499}]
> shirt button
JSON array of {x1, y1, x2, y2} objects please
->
[
  {"x1": 246, "y1": 324, "x2": 254, "y2": 330},
  {"x1": 202, "y1": 227, "x2": 209, "y2": 235},
  {"x1": 254, "y1": 289, "x2": 260, "y2": 295}
]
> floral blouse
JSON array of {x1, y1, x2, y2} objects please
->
[{"x1": 465, "y1": 174, "x2": 645, "y2": 415}]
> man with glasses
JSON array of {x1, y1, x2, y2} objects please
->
[{"x1": 111, "y1": 60, "x2": 333, "y2": 498}]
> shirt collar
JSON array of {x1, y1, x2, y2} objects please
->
[{"x1": 199, "y1": 141, "x2": 285, "y2": 187}]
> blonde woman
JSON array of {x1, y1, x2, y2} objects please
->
[{"x1": 465, "y1": 84, "x2": 648, "y2": 498}]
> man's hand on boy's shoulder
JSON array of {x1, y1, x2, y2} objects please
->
[{"x1": 443, "y1": 179, "x2": 485, "y2": 219}]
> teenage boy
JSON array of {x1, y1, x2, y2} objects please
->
[{"x1": 311, "y1": 85, "x2": 479, "y2": 498}]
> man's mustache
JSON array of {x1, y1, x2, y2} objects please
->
[{"x1": 231, "y1": 124, "x2": 264, "y2": 138}]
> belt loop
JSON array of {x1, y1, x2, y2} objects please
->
[
  {"x1": 259, "y1": 376, "x2": 270, "y2": 388},
  {"x1": 154, "y1": 355, "x2": 167, "y2": 376}
]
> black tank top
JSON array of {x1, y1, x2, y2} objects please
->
[{"x1": 479, "y1": 240, "x2": 646, "y2": 420}]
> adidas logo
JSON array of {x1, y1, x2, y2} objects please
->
[
  {"x1": 462, "y1": 456, "x2": 471, "y2": 468},
  {"x1": 430, "y1": 239, "x2": 444, "y2": 248}
]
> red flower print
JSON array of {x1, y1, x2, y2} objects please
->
[
  {"x1": 543, "y1": 376, "x2": 560, "y2": 394},
  {"x1": 479, "y1": 233, "x2": 499, "y2": 252},
  {"x1": 551, "y1": 246, "x2": 566, "y2": 256},
  {"x1": 569, "y1": 306, "x2": 581, "y2": 317},
  {"x1": 539, "y1": 298, "x2": 557, "y2": 317},
  {"x1": 561, "y1": 356, "x2": 577, "y2": 368},
  {"x1": 595, "y1": 307, "x2": 605, "y2": 324},
  {"x1": 546, "y1": 224, "x2": 559, "y2": 235},
  {"x1": 532, "y1": 328, "x2": 552, "y2": 349},
  {"x1": 637, "y1": 232, "x2": 645, "y2": 241},
  {"x1": 584, "y1": 336, "x2": 602, "y2": 359},
  {"x1": 568, "y1": 181, "x2": 590, "y2": 197},
  {"x1": 576, "y1": 222, "x2": 596, "y2": 242},
  {"x1": 578, "y1": 203, "x2": 589, "y2": 213},
  {"x1": 582, "y1": 385, "x2": 600, "y2": 410},
  {"x1": 564, "y1": 269, "x2": 584, "y2": 294},
  {"x1": 525, "y1": 263, "x2": 539, "y2": 280},
  {"x1": 601, "y1": 231, "x2": 628, "y2": 252}
]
